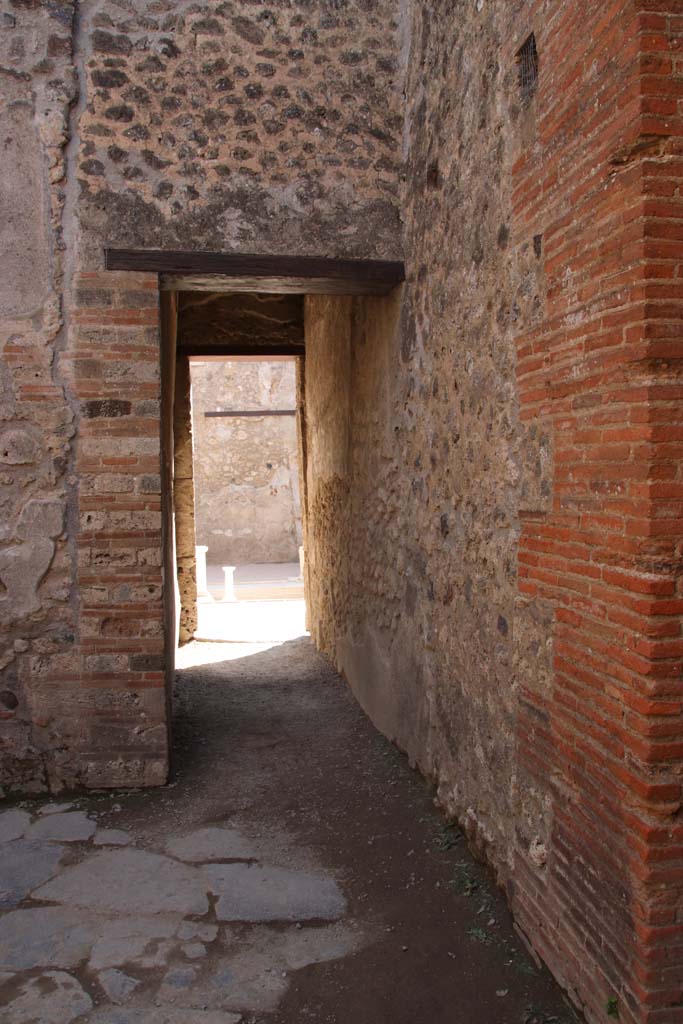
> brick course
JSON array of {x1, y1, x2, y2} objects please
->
[
  {"x1": 61, "y1": 271, "x2": 168, "y2": 787},
  {"x1": 512, "y1": 3, "x2": 683, "y2": 1020}
]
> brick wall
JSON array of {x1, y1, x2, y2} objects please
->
[
  {"x1": 511, "y1": 3, "x2": 683, "y2": 1021},
  {"x1": 56, "y1": 270, "x2": 168, "y2": 787}
]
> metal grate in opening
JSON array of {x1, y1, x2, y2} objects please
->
[{"x1": 517, "y1": 33, "x2": 538, "y2": 105}]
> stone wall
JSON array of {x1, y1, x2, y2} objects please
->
[
  {"x1": 0, "y1": 0, "x2": 404, "y2": 795},
  {"x1": 74, "y1": 0, "x2": 404, "y2": 262},
  {"x1": 302, "y1": 4, "x2": 683, "y2": 1024},
  {"x1": 0, "y1": 2, "x2": 79, "y2": 793},
  {"x1": 305, "y1": 0, "x2": 550, "y2": 898},
  {"x1": 191, "y1": 359, "x2": 302, "y2": 566}
]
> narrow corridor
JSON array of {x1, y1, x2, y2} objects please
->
[
  {"x1": 170, "y1": 638, "x2": 578, "y2": 1024},
  {"x1": 0, "y1": 639, "x2": 580, "y2": 1024}
]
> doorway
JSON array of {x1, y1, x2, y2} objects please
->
[
  {"x1": 189, "y1": 355, "x2": 306, "y2": 644},
  {"x1": 165, "y1": 288, "x2": 308, "y2": 660},
  {"x1": 104, "y1": 247, "x2": 404, "y2": 770}
]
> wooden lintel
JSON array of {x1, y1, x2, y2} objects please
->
[
  {"x1": 161, "y1": 274, "x2": 396, "y2": 295},
  {"x1": 104, "y1": 249, "x2": 405, "y2": 296},
  {"x1": 179, "y1": 344, "x2": 304, "y2": 358},
  {"x1": 188, "y1": 354, "x2": 299, "y2": 363},
  {"x1": 205, "y1": 409, "x2": 297, "y2": 418}
]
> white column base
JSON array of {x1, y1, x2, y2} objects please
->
[
  {"x1": 195, "y1": 545, "x2": 213, "y2": 602},
  {"x1": 222, "y1": 565, "x2": 237, "y2": 603}
]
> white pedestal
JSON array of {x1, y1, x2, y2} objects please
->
[
  {"x1": 195, "y1": 545, "x2": 211, "y2": 601},
  {"x1": 222, "y1": 565, "x2": 236, "y2": 602}
]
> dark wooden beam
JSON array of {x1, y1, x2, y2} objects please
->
[
  {"x1": 178, "y1": 292, "x2": 303, "y2": 352},
  {"x1": 179, "y1": 344, "x2": 304, "y2": 358},
  {"x1": 205, "y1": 410, "x2": 297, "y2": 418},
  {"x1": 105, "y1": 249, "x2": 405, "y2": 295}
]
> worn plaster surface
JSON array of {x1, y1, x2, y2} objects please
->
[
  {"x1": 0, "y1": 638, "x2": 577, "y2": 1024},
  {"x1": 0, "y1": 0, "x2": 78, "y2": 793}
]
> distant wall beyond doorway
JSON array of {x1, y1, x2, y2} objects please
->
[{"x1": 191, "y1": 359, "x2": 302, "y2": 566}]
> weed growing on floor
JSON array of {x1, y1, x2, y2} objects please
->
[
  {"x1": 446, "y1": 858, "x2": 496, "y2": 921},
  {"x1": 522, "y1": 1008, "x2": 566, "y2": 1024},
  {"x1": 523, "y1": 1004, "x2": 582, "y2": 1024},
  {"x1": 501, "y1": 937, "x2": 537, "y2": 976},
  {"x1": 468, "y1": 925, "x2": 494, "y2": 945},
  {"x1": 448, "y1": 858, "x2": 481, "y2": 896},
  {"x1": 434, "y1": 821, "x2": 462, "y2": 851},
  {"x1": 606, "y1": 997, "x2": 619, "y2": 1018}
]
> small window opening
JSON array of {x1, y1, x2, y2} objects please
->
[{"x1": 517, "y1": 33, "x2": 538, "y2": 106}]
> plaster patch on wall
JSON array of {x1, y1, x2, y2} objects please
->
[
  {"x1": 0, "y1": 91, "x2": 49, "y2": 316},
  {"x1": 0, "y1": 499, "x2": 65, "y2": 621}
]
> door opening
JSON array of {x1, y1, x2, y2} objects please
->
[
  {"x1": 188, "y1": 355, "x2": 306, "y2": 644},
  {"x1": 163, "y1": 288, "x2": 309, "y2": 673}
]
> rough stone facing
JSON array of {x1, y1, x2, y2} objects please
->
[
  {"x1": 0, "y1": 0, "x2": 78, "y2": 796},
  {"x1": 301, "y1": 5, "x2": 683, "y2": 1024},
  {"x1": 75, "y1": 0, "x2": 404, "y2": 261}
]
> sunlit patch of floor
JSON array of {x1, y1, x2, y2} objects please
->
[
  {"x1": 194, "y1": 597, "x2": 307, "y2": 645},
  {"x1": 175, "y1": 640, "x2": 288, "y2": 670}
]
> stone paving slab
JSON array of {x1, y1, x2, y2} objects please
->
[
  {"x1": 0, "y1": 839, "x2": 65, "y2": 908},
  {"x1": 159, "y1": 924, "x2": 359, "y2": 1016},
  {"x1": 98, "y1": 968, "x2": 140, "y2": 1004},
  {"x1": 34, "y1": 849, "x2": 209, "y2": 916},
  {"x1": 0, "y1": 809, "x2": 31, "y2": 843},
  {"x1": 158, "y1": 963, "x2": 200, "y2": 995},
  {"x1": 89, "y1": 916, "x2": 182, "y2": 970},
  {"x1": 204, "y1": 862, "x2": 346, "y2": 922},
  {"x1": 94, "y1": 828, "x2": 132, "y2": 847},
  {"x1": 177, "y1": 920, "x2": 217, "y2": 943},
  {"x1": 166, "y1": 827, "x2": 255, "y2": 863},
  {"x1": 249, "y1": 921, "x2": 361, "y2": 971},
  {"x1": 87, "y1": 1009, "x2": 242, "y2": 1024},
  {"x1": 27, "y1": 810, "x2": 96, "y2": 843},
  {"x1": 2, "y1": 969, "x2": 92, "y2": 1024},
  {"x1": 0, "y1": 906, "x2": 99, "y2": 970},
  {"x1": 204, "y1": 956, "x2": 287, "y2": 1014}
]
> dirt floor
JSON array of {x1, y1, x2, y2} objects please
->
[
  {"x1": 0, "y1": 636, "x2": 583, "y2": 1024},
  {"x1": 170, "y1": 637, "x2": 579, "y2": 1024}
]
